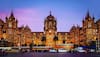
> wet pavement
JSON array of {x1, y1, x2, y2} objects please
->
[{"x1": 1, "y1": 52, "x2": 100, "y2": 57}]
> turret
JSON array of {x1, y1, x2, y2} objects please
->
[
  {"x1": 85, "y1": 10, "x2": 91, "y2": 19},
  {"x1": 9, "y1": 11, "x2": 15, "y2": 21}
]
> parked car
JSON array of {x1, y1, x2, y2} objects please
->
[
  {"x1": 20, "y1": 49, "x2": 30, "y2": 53},
  {"x1": 77, "y1": 49, "x2": 86, "y2": 52},
  {"x1": 58, "y1": 48, "x2": 69, "y2": 52},
  {"x1": 89, "y1": 49, "x2": 95, "y2": 53},
  {"x1": 49, "y1": 48, "x2": 57, "y2": 52},
  {"x1": 74, "y1": 47, "x2": 86, "y2": 53}
]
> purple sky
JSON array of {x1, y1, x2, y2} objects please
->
[{"x1": 0, "y1": 0, "x2": 100, "y2": 32}]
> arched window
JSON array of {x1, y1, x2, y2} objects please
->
[
  {"x1": 88, "y1": 22, "x2": 91, "y2": 28},
  {"x1": 9, "y1": 22, "x2": 12, "y2": 27}
]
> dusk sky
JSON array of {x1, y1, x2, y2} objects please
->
[{"x1": 0, "y1": 0, "x2": 100, "y2": 32}]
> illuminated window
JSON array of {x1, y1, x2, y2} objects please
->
[
  {"x1": 49, "y1": 18, "x2": 52, "y2": 20},
  {"x1": 88, "y1": 23, "x2": 91, "y2": 28},
  {"x1": 9, "y1": 22, "x2": 12, "y2": 27},
  {"x1": 49, "y1": 30, "x2": 52, "y2": 33},
  {"x1": 0, "y1": 25, "x2": 3, "y2": 28},
  {"x1": 49, "y1": 22, "x2": 52, "y2": 28},
  {"x1": 3, "y1": 30, "x2": 6, "y2": 33},
  {"x1": 8, "y1": 29, "x2": 12, "y2": 34}
]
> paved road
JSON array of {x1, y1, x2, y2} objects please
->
[{"x1": 1, "y1": 52, "x2": 100, "y2": 57}]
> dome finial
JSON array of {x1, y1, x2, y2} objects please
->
[
  {"x1": 85, "y1": 10, "x2": 91, "y2": 19},
  {"x1": 86, "y1": 10, "x2": 89, "y2": 17},
  {"x1": 92, "y1": 14, "x2": 95, "y2": 20},
  {"x1": 11, "y1": 10, "x2": 14, "y2": 17},
  {"x1": 50, "y1": 11, "x2": 52, "y2": 16},
  {"x1": 9, "y1": 10, "x2": 15, "y2": 19}
]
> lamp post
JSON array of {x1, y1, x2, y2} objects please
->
[
  {"x1": 18, "y1": 34, "x2": 21, "y2": 50},
  {"x1": 41, "y1": 36, "x2": 46, "y2": 46},
  {"x1": 96, "y1": 32, "x2": 100, "y2": 52},
  {"x1": 53, "y1": 36, "x2": 58, "y2": 47}
]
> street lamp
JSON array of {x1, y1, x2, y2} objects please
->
[
  {"x1": 49, "y1": 30, "x2": 52, "y2": 33},
  {"x1": 18, "y1": 34, "x2": 21, "y2": 50}
]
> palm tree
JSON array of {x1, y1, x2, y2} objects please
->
[
  {"x1": 41, "y1": 36, "x2": 46, "y2": 46},
  {"x1": 53, "y1": 36, "x2": 58, "y2": 46}
]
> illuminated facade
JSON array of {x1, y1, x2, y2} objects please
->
[
  {"x1": 0, "y1": 11, "x2": 100, "y2": 47},
  {"x1": 0, "y1": 11, "x2": 32, "y2": 46},
  {"x1": 32, "y1": 12, "x2": 68, "y2": 47},
  {"x1": 96, "y1": 19, "x2": 100, "y2": 52}
]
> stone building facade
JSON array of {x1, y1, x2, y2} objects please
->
[
  {"x1": 0, "y1": 11, "x2": 32, "y2": 46},
  {"x1": 0, "y1": 11, "x2": 100, "y2": 48}
]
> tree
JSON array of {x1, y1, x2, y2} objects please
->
[
  {"x1": 63, "y1": 40, "x2": 66, "y2": 44},
  {"x1": 29, "y1": 43, "x2": 34, "y2": 51},
  {"x1": 53, "y1": 36, "x2": 58, "y2": 46},
  {"x1": 41, "y1": 36, "x2": 46, "y2": 46},
  {"x1": 0, "y1": 38, "x2": 5, "y2": 47}
]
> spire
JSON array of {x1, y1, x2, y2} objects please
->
[
  {"x1": 85, "y1": 10, "x2": 91, "y2": 19},
  {"x1": 82, "y1": 18, "x2": 84, "y2": 23},
  {"x1": 25, "y1": 25, "x2": 31, "y2": 31},
  {"x1": 9, "y1": 10, "x2": 15, "y2": 19},
  {"x1": 72, "y1": 24, "x2": 76, "y2": 29},
  {"x1": 46, "y1": 11, "x2": 55, "y2": 20},
  {"x1": 5, "y1": 16, "x2": 8, "y2": 20},
  {"x1": 92, "y1": 14, "x2": 95, "y2": 20},
  {"x1": 77, "y1": 24, "x2": 80, "y2": 28},
  {"x1": 73, "y1": 24, "x2": 75, "y2": 26},
  {"x1": 70, "y1": 24, "x2": 76, "y2": 31},
  {"x1": 11, "y1": 10, "x2": 14, "y2": 17},
  {"x1": 87, "y1": 10, "x2": 90, "y2": 17},
  {"x1": 49, "y1": 11, "x2": 52, "y2": 16}
]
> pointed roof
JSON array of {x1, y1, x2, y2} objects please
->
[
  {"x1": 72, "y1": 25, "x2": 76, "y2": 29},
  {"x1": 11, "y1": 11, "x2": 14, "y2": 17},
  {"x1": 24, "y1": 25, "x2": 31, "y2": 31},
  {"x1": 46, "y1": 11, "x2": 55, "y2": 20},
  {"x1": 82, "y1": 19, "x2": 84, "y2": 23},
  {"x1": 96, "y1": 19, "x2": 100, "y2": 23},
  {"x1": 9, "y1": 10, "x2": 15, "y2": 19},
  {"x1": 48, "y1": 11, "x2": 53, "y2": 16},
  {"x1": 77, "y1": 24, "x2": 80, "y2": 29},
  {"x1": 70, "y1": 25, "x2": 76, "y2": 31},
  {"x1": 92, "y1": 15, "x2": 95, "y2": 20},
  {"x1": 0, "y1": 19, "x2": 4, "y2": 25},
  {"x1": 18, "y1": 25, "x2": 24, "y2": 30},
  {"x1": 49, "y1": 11, "x2": 52, "y2": 16},
  {"x1": 5, "y1": 16, "x2": 8, "y2": 19},
  {"x1": 85, "y1": 10, "x2": 91, "y2": 19}
]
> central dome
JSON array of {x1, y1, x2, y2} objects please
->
[{"x1": 46, "y1": 11, "x2": 55, "y2": 21}]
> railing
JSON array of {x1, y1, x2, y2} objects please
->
[
  {"x1": 11, "y1": 46, "x2": 52, "y2": 49},
  {"x1": 0, "y1": 47, "x2": 12, "y2": 50}
]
